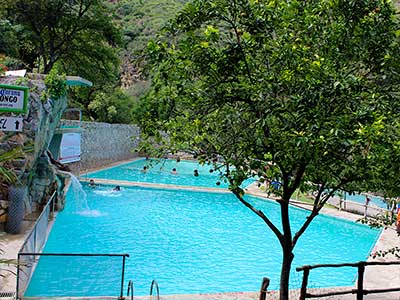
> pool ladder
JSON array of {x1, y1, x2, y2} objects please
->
[
  {"x1": 126, "y1": 280, "x2": 134, "y2": 300},
  {"x1": 126, "y1": 279, "x2": 159, "y2": 300},
  {"x1": 150, "y1": 280, "x2": 160, "y2": 300}
]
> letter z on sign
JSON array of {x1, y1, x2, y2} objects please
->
[{"x1": 0, "y1": 116, "x2": 23, "y2": 132}]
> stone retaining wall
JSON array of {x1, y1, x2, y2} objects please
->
[{"x1": 60, "y1": 120, "x2": 141, "y2": 173}]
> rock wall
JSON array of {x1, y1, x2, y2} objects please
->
[
  {"x1": 0, "y1": 75, "x2": 68, "y2": 231},
  {"x1": 59, "y1": 120, "x2": 141, "y2": 173}
]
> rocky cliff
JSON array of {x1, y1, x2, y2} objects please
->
[{"x1": 0, "y1": 74, "x2": 67, "y2": 232}]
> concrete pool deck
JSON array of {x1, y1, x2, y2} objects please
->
[{"x1": 1, "y1": 176, "x2": 399, "y2": 299}]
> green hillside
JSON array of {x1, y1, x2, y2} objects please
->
[
  {"x1": 107, "y1": 0, "x2": 188, "y2": 98},
  {"x1": 111, "y1": 0, "x2": 187, "y2": 51}
]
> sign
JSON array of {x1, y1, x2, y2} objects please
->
[
  {"x1": 5, "y1": 70, "x2": 27, "y2": 77},
  {"x1": 0, "y1": 84, "x2": 29, "y2": 113},
  {"x1": 0, "y1": 116, "x2": 23, "y2": 132},
  {"x1": 59, "y1": 133, "x2": 81, "y2": 164}
]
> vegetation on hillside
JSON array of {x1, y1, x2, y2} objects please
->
[
  {"x1": 109, "y1": 0, "x2": 188, "y2": 101},
  {"x1": 112, "y1": 0, "x2": 187, "y2": 51}
]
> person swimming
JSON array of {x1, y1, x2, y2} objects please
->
[
  {"x1": 171, "y1": 168, "x2": 178, "y2": 175},
  {"x1": 194, "y1": 169, "x2": 199, "y2": 177},
  {"x1": 113, "y1": 185, "x2": 121, "y2": 191},
  {"x1": 89, "y1": 179, "x2": 96, "y2": 188}
]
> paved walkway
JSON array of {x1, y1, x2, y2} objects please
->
[{"x1": 1, "y1": 175, "x2": 399, "y2": 300}]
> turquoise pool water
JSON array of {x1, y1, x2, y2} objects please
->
[
  {"x1": 85, "y1": 158, "x2": 254, "y2": 188},
  {"x1": 25, "y1": 185, "x2": 380, "y2": 297}
]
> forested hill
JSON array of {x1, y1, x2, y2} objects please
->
[
  {"x1": 109, "y1": 0, "x2": 188, "y2": 92},
  {"x1": 112, "y1": 0, "x2": 187, "y2": 51}
]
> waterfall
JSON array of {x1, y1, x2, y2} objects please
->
[
  {"x1": 58, "y1": 171, "x2": 102, "y2": 216},
  {"x1": 69, "y1": 173, "x2": 90, "y2": 211}
]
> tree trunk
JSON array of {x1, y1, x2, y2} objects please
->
[
  {"x1": 279, "y1": 245, "x2": 294, "y2": 300},
  {"x1": 43, "y1": 60, "x2": 53, "y2": 74}
]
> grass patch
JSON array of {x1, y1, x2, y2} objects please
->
[{"x1": 292, "y1": 190, "x2": 337, "y2": 209}]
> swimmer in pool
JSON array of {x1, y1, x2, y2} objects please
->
[{"x1": 89, "y1": 179, "x2": 96, "y2": 188}]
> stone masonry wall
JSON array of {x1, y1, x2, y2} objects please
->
[{"x1": 60, "y1": 120, "x2": 141, "y2": 173}]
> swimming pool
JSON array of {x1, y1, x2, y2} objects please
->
[
  {"x1": 25, "y1": 184, "x2": 380, "y2": 297},
  {"x1": 85, "y1": 158, "x2": 254, "y2": 188},
  {"x1": 343, "y1": 192, "x2": 388, "y2": 209}
]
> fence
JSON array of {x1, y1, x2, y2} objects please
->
[
  {"x1": 17, "y1": 253, "x2": 129, "y2": 300},
  {"x1": 15, "y1": 192, "x2": 129, "y2": 300},
  {"x1": 296, "y1": 261, "x2": 400, "y2": 300},
  {"x1": 16, "y1": 191, "x2": 56, "y2": 298},
  {"x1": 337, "y1": 199, "x2": 393, "y2": 218}
]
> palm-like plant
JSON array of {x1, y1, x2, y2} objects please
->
[
  {"x1": 0, "y1": 146, "x2": 25, "y2": 184},
  {"x1": 0, "y1": 248, "x2": 18, "y2": 278}
]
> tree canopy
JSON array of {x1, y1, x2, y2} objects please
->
[
  {"x1": 0, "y1": 0, "x2": 140, "y2": 123},
  {"x1": 2, "y1": 0, "x2": 121, "y2": 78},
  {"x1": 137, "y1": 0, "x2": 400, "y2": 299}
]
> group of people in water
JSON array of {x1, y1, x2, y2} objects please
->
[
  {"x1": 88, "y1": 179, "x2": 120, "y2": 191},
  {"x1": 86, "y1": 156, "x2": 400, "y2": 234},
  {"x1": 141, "y1": 165, "x2": 200, "y2": 176},
  {"x1": 87, "y1": 157, "x2": 201, "y2": 191},
  {"x1": 140, "y1": 156, "x2": 200, "y2": 177}
]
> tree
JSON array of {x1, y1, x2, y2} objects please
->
[
  {"x1": 2, "y1": 0, "x2": 121, "y2": 79},
  {"x1": 0, "y1": 17, "x2": 28, "y2": 70},
  {"x1": 87, "y1": 88, "x2": 135, "y2": 123},
  {"x1": 137, "y1": 1, "x2": 400, "y2": 299},
  {"x1": 0, "y1": 20, "x2": 21, "y2": 58}
]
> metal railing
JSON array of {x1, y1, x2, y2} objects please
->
[
  {"x1": 126, "y1": 280, "x2": 134, "y2": 300},
  {"x1": 296, "y1": 261, "x2": 400, "y2": 300},
  {"x1": 126, "y1": 279, "x2": 161, "y2": 300},
  {"x1": 17, "y1": 253, "x2": 129, "y2": 300},
  {"x1": 150, "y1": 280, "x2": 160, "y2": 300},
  {"x1": 19, "y1": 191, "x2": 56, "y2": 254},
  {"x1": 16, "y1": 192, "x2": 56, "y2": 298}
]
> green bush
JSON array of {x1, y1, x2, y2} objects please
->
[{"x1": 41, "y1": 68, "x2": 67, "y2": 102}]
